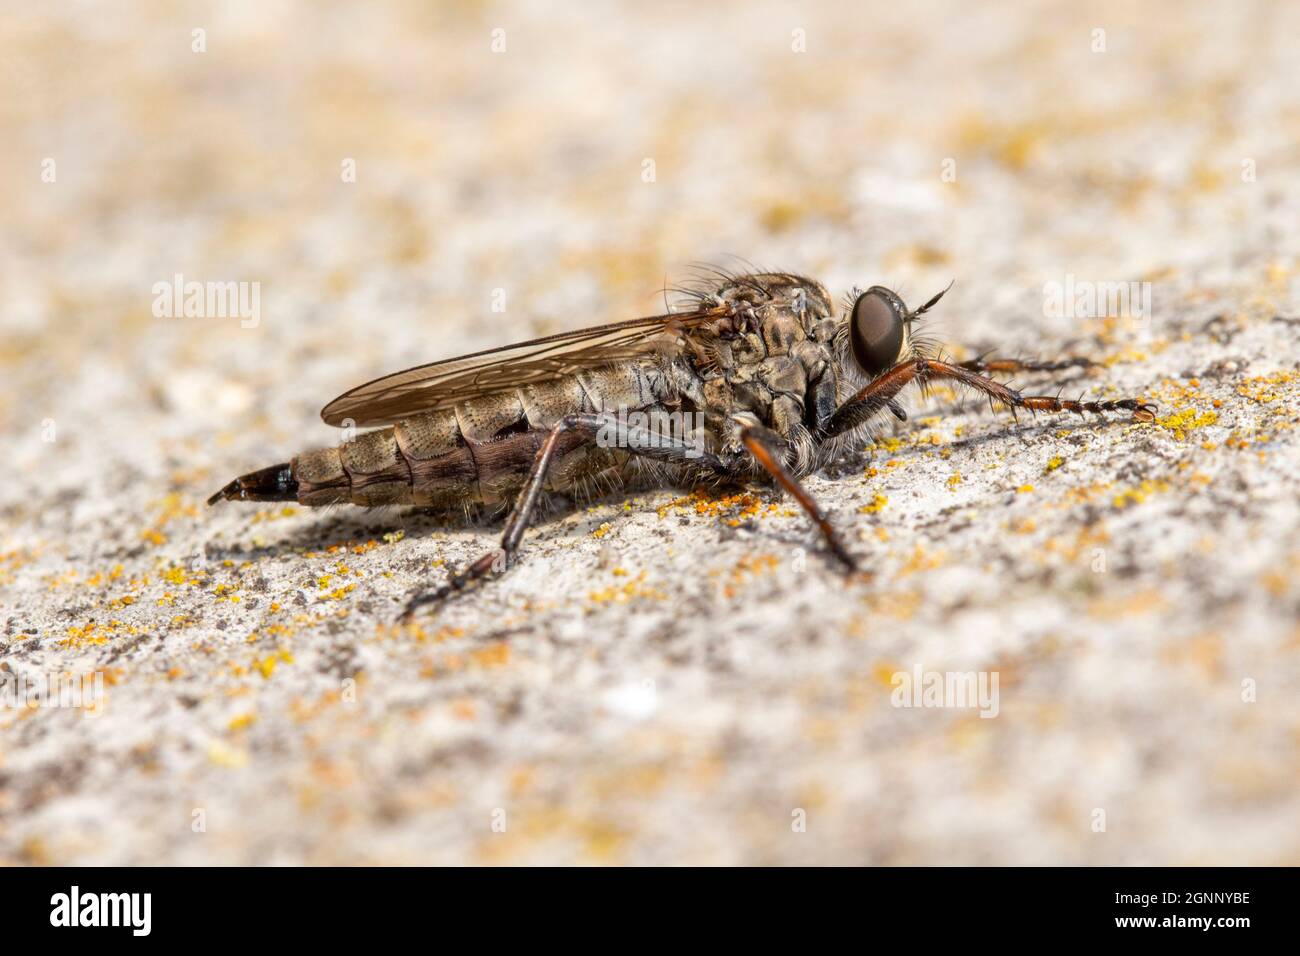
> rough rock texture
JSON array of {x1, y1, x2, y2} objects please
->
[{"x1": 1, "y1": 1, "x2": 1297, "y2": 865}]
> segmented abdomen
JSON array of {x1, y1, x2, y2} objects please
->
[{"x1": 291, "y1": 360, "x2": 674, "y2": 509}]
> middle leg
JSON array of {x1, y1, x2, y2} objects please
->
[{"x1": 740, "y1": 425, "x2": 858, "y2": 572}]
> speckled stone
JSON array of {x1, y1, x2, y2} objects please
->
[{"x1": 0, "y1": 1, "x2": 1297, "y2": 865}]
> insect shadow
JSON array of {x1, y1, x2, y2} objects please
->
[{"x1": 201, "y1": 493, "x2": 608, "y2": 565}]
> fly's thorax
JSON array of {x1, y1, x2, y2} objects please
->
[
  {"x1": 691, "y1": 292, "x2": 838, "y2": 442},
  {"x1": 711, "y1": 272, "x2": 834, "y2": 324}
]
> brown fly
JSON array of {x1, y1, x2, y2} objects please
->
[{"x1": 208, "y1": 269, "x2": 1156, "y2": 617}]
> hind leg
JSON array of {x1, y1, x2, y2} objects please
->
[{"x1": 400, "y1": 413, "x2": 726, "y2": 619}]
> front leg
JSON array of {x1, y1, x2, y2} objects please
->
[
  {"x1": 818, "y1": 359, "x2": 1156, "y2": 440},
  {"x1": 957, "y1": 354, "x2": 1098, "y2": 376}
]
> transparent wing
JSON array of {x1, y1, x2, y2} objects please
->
[{"x1": 320, "y1": 307, "x2": 727, "y2": 427}]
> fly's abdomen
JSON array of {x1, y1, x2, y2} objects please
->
[
  {"x1": 396, "y1": 409, "x2": 481, "y2": 509},
  {"x1": 293, "y1": 428, "x2": 413, "y2": 507},
  {"x1": 287, "y1": 361, "x2": 677, "y2": 510}
]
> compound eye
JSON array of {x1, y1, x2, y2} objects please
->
[{"x1": 850, "y1": 288, "x2": 905, "y2": 375}]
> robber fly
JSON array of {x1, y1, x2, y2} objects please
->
[{"x1": 209, "y1": 269, "x2": 1156, "y2": 617}]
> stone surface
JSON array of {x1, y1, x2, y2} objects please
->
[{"x1": 1, "y1": 1, "x2": 1297, "y2": 864}]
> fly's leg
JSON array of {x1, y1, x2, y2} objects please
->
[
  {"x1": 956, "y1": 355, "x2": 1098, "y2": 376},
  {"x1": 740, "y1": 425, "x2": 857, "y2": 572},
  {"x1": 818, "y1": 358, "x2": 1157, "y2": 440},
  {"x1": 400, "y1": 412, "x2": 727, "y2": 619}
]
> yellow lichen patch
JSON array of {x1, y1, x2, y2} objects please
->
[
  {"x1": 656, "y1": 489, "x2": 794, "y2": 525},
  {"x1": 1160, "y1": 631, "x2": 1223, "y2": 680},
  {"x1": 760, "y1": 198, "x2": 804, "y2": 234},
  {"x1": 865, "y1": 588, "x2": 922, "y2": 620},
  {"x1": 44, "y1": 568, "x2": 80, "y2": 589},
  {"x1": 251, "y1": 648, "x2": 294, "y2": 679},
  {"x1": 1016, "y1": 484, "x2": 1034, "y2": 494},
  {"x1": 376, "y1": 620, "x2": 462, "y2": 643},
  {"x1": 1112, "y1": 479, "x2": 1171, "y2": 510},
  {"x1": 82, "y1": 565, "x2": 124, "y2": 589},
  {"x1": 141, "y1": 492, "x2": 200, "y2": 547},
  {"x1": 898, "y1": 544, "x2": 946, "y2": 576},
  {"x1": 471, "y1": 642, "x2": 511, "y2": 669},
  {"x1": 947, "y1": 472, "x2": 963, "y2": 489},
  {"x1": 1059, "y1": 481, "x2": 1115, "y2": 507},
  {"x1": 474, "y1": 805, "x2": 630, "y2": 864},
  {"x1": 1189, "y1": 164, "x2": 1224, "y2": 192},
  {"x1": 1236, "y1": 370, "x2": 1298, "y2": 404},
  {"x1": 160, "y1": 564, "x2": 205, "y2": 587},
  {"x1": 249, "y1": 506, "x2": 299, "y2": 524},
  {"x1": 1088, "y1": 588, "x2": 1167, "y2": 621},
  {"x1": 288, "y1": 687, "x2": 346, "y2": 723},
  {"x1": 872, "y1": 662, "x2": 903, "y2": 687},
  {"x1": 956, "y1": 115, "x2": 1048, "y2": 170},
  {"x1": 717, "y1": 553, "x2": 781, "y2": 599},
  {"x1": 1042, "y1": 524, "x2": 1110, "y2": 562},
  {"x1": 858, "y1": 494, "x2": 888, "y2": 514},
  {"x1": 1156, "y1": 408, "x2": 1218, "y2": 441},
  {"x1": 228, "y1": 712, "x2": 257, "y2": 732},
  {"x1": 589, "y1": 570, "x2": 665, "y2": 604},
  {"x1": 883, "y1": 243, "x2": 951, "y2": 270},
  {"x1": 591, "y1": 522, "x2": 613, "y2": 538},
  {"x1": 59, "y1": 619, "x2": 138, "y2": 648},
  {"x1": 1045, "y1": 456, "x2": 1064, "y2": 472},
  {"x1": 758, "y1": 185, "x2": 850, "y2": 234},
  {"x1": 212, "y1": 582, "x2": 242, "y2": 603},
  {"x1": 1099, "y1": 345, "x2": 1151, "y2": 367}
]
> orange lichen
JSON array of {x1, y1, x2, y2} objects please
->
[
  {"x1": 589, "y1": 570, "x2": 665, "y2": 604},
  {"x1": 228, "y1": 712, "x2": 257, "y2": 732},
  {"x1": 656, "y1": 489, "x2": 794, "y2": 525}
]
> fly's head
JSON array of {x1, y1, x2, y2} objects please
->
[{"x1": 836, "y1": 282, "x2": 952, "y2": 379}]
